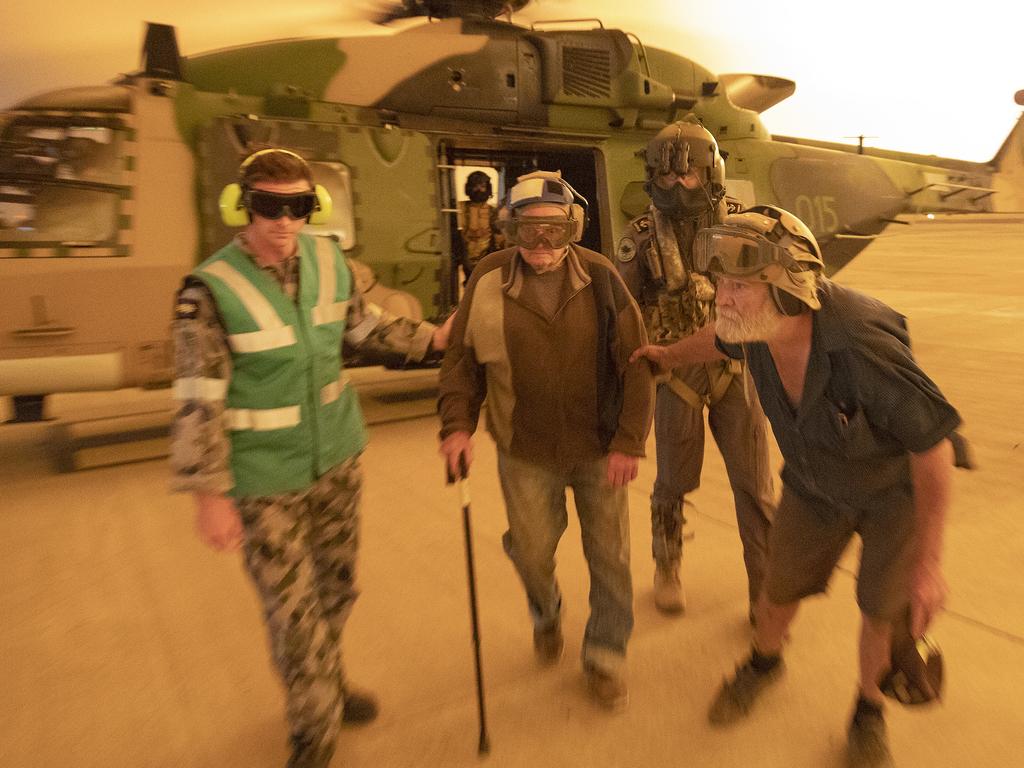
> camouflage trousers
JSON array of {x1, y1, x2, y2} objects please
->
[
  {"x1": 651, "y1": 365, "x2": 775, "y2": 605},
  {"x1": 236, "y1": 456, "x2": 362, "y2": 768}
]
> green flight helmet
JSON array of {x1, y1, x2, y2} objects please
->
[{"x1": 643, "y1": 116, "x2": 726, "y2": 215}]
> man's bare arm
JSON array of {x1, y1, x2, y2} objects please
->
[
  {"x1": 908, "y1": 438, "x2": 954, "y2": 637},
  {"x1": 628, "y1": 323, "x2": 726, "y2": 372}
]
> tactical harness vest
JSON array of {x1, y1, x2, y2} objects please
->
[
  {"x1": 457, "y1": 200, "x2": 501, "y2": 270},
  {"x1": 618, "y1": 202, "x2": 743, "y2": 409}
]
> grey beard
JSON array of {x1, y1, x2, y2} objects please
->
[{"x1": 716, "y1": 302, "x2": 781, "y2": 343}]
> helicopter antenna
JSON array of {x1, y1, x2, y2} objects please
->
[
  {"x1": 140, "y1": 22, "x2": 184, "y2": 81},
  {"x1": 843, "y1": 135, "x2": 879, "y2": 155}
]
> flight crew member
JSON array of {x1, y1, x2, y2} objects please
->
[
  {"x1": 630, "y1": 205, "x2": 960, "y2": 768},
  {"x1": 616, "y1": 118, "x2": 775, "y2": 616},
  {"x1": 456, "y1": 170, "x2": 505, "y2": 281},
  {"x1": 439, "y1": 171, "x2": 654, "y2": 711},
  {"x1": 170, "y1": 148, "x2": 450, "y2": 768}
]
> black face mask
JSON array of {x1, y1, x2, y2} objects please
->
[
  {"x1": 645, "y1": 179, "x2": 713, "y2": 217},
  {"x1": 467, "y1": 186, "x2": 490, "y2": 204}
]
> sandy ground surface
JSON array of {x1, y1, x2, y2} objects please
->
[{"x1": 2, "y1": 216, "x2": 1022, "y2": 767}]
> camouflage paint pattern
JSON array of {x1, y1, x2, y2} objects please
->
[{"x1": 4, "y1": 14, "x2": 1024, "y2": 400}]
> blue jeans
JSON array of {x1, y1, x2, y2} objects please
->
[{"x1": 497, "y1": 449, "x2": 633, "y2": 674}]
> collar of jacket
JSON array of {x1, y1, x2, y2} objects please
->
[{"x1": 502, "y1": 244, "x2": 592, "y2": 300}]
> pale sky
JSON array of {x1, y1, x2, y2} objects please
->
[{"x1": 1, "y1": 0, "x2": 1019, "y2": 161}]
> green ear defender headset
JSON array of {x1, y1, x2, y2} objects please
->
[{"x1": 219, "y1": 148, "x2": 333, "y2": 227}]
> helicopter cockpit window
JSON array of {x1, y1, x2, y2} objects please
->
[
  {"x1": 0, "y1": 123, "x2": 122, "y2": 185},
  {"x1": 303, "y1": 161, "x2": 356, "y2": 251},
  {"x1": 0, "y1": 120, "x2": 125, "y2": 250}
]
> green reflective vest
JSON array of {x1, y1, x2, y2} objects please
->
[{"x1": 193, "y1": 234, "x2": 366, "y2": 496}]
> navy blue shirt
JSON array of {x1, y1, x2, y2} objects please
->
[{"x1": 717, "y1": 280, "x2": 960, "y2": 513}]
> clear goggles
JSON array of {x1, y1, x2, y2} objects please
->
[
  {"x1": 505, "y1": 216, "x2": 575, "y2": 249},
  {"x1": 245, "y1": 189, "x2": 318, "y2": 220},
  {"x1": 692, "y1": 226, "x2": 793, "y2": 276}
]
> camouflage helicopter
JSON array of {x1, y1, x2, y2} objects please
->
[{"x1": 2, "y1": 0, "x2": 1022, "y2": 422}]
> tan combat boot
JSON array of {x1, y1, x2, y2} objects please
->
[{"x1": 653, "y1": 562, "x2": 686, "y2": 614}]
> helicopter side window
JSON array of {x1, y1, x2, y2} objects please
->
[
  {"x1": 0, "y1": 184, "x2": 119, "y2": 247},
  {"x1": 0, "y1": 120, "x2": 125, "y2": 251},
  {"x1": 303, "y1": 161, "x2": 356, "y2": 251},
  {"x1": 0, "y1": 124, "x2": 122, "y2": 186}
]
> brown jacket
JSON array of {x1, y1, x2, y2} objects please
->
[{"x1": 438, "y1": 244, "x2": 654, "y2": 472}]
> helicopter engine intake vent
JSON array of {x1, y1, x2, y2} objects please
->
[{"x1": 562, "y1": 47, "x2": 612, "y2": 98}]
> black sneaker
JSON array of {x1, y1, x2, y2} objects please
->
[
  {"x1": 846, "y1": 701, "x2": 894, "y2": 768},
  {"x1": 341, "y1": 689, "x2": 379, "y2": 725},
  {"x1": 533, "y1": 623, "x2": 564, "y2": 665},
  {"x1": 707, "y1": 656, "x2": 784, "y2": 727}
]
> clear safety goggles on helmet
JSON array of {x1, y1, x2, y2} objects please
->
[
  {"x1": 244, "y1": 189, "x2": 318, "y2": 220},
  {"x1": 505, "y1": 216, "x2": 575, "y2": 249},
  {"x1": 692, "y1": 226, "x2": 796, "y2": 276}
]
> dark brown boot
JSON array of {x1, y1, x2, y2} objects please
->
[{"x1": 533, "y1": 623, "x2": 564, "y2": 665}]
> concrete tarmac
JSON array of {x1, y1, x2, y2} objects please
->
[{"x1": 2, "y1": 216, "x2": 1022, "y2": 767}]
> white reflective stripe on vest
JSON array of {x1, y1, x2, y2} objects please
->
[
  {"x1": 320, "y1": 374, "x2": 352, "y2": 405},
  {"x1": 312, "y1": 300, "x2": 349, "y2": 325},
  {"x1": 201, "y1": 260, "x2": 297, "y2": 352},
  {"x1": 312, "y1": 236, "x2": 349, "y2": 325},
  {"x1": 224, "y1": 405, "x2": 302, "y2": 431},
  {"x1": 228, "y1": 326, "x2": 297, "y2": 353},
  {"x1": 172, "y1": 376, "x2": 229, "y2": 401},
  {"x1": 344, "y1": 301, "x2": 383, "y2": 345}
]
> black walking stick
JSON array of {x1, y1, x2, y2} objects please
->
[{"x1": 447, "y1": 454, "x2": 490, "y2": 756}]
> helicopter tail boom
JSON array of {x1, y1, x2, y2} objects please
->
[{"x1": 991, "y1": 105, "x2": 1024, "y2": 212}]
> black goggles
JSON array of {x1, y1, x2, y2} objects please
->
[
  {"x1": 505, "y1": 216, "x2": 575, "y2": 249},
  {"x1": 244, "y1": 189, "x2": 318, "y2": 220},
  {"x1": 692, "y1": 226, "x2": 791, "y2": 275}
]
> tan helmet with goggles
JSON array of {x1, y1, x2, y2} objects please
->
[
  {"x1": 693, "y1": 204, "x2": 823, "y2": 312},
  {"x1": 503, "y1": 170, "x2": 587, "y2": 249}
]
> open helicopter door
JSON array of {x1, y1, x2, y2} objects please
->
[{"x1": 436, "y1": 142, "x2": 607, "y2": 306}]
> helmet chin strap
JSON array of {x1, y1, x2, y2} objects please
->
[{"x1": 694, "y1": 172, "x2": 717, "y2": 212}]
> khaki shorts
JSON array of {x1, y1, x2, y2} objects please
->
[{"x1": 763, "y1": 485, "x2": 917, "y2": 620}]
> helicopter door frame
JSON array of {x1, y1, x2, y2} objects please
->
[
  {"x1": 434, "y1": 141, "x2": 462, "y2": 312},
  {"x1": 434, "y1": 141, "x2": 609, "y2": 311}
]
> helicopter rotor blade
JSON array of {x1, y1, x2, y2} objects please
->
[{"x1": 369, "y1": 1, "x2": 531, "y2": 25}]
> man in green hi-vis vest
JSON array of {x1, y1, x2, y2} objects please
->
[{"x1": 170, "y1": 148, "x2": 451, "y2": 768}]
